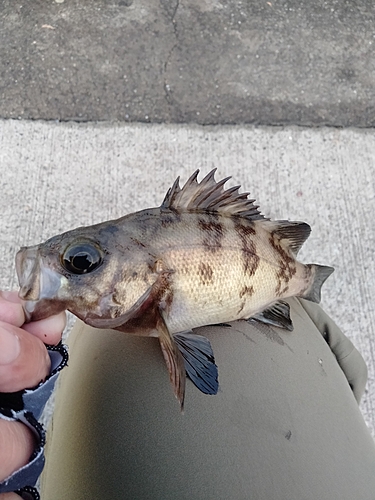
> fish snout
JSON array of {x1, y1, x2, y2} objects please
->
[
  {"x1": 16, "y1": 245, "x2": 63, "y2": 301},
  {"x1": 16, "y1": 245, "x2": 66, "y2": 322},
  {"x1": 16, "y1": 246, "x2": 42, "y2": 301}
]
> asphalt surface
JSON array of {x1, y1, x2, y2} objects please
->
[{"x1": 1, "y1": 0, "x2": 375, "y2": 125}]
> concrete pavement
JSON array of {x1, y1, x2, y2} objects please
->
[{"x1": 0, "y1": 119, "x2": 374, "y2": 435}]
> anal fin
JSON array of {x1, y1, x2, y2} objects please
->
[
  {"x1": 157, "y1": 315, "x2": 186, "y2": 410},
  {"x1": 248, "y1": 300, "x2": 293, "y2": 331},
  {"x1": 174, "y1": 332, "x2": 219, "y2": 395}
]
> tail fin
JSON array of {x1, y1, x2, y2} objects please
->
[{"x1": 301, "y1": 264, "x2": 334, "y2": 303}]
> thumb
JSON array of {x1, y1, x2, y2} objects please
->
[{"x1": 0, "y1": 323, "x2": 51, "y2": 393}]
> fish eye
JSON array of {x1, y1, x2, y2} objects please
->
[{"x1": 62, "y1": 242, "x2": 103, "y2": 275}]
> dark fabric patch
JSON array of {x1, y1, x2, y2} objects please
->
[{"x1": 250, "y1": 321, "x2": 293, "y2": 352}]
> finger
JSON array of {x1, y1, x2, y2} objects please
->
[
  {"x1": 0, "y1": 292, "x2": 25, "y2": 328},
  {"x1": 0, "y1": 492, "x2": 23, "y2": 499},
  {"x1": 0, "y1": 419, "x2": 35, "y2": 482},
  {"x1": 22, "y1": 311, "x2": 67, "y2": 345},
  {"x1": 0, "y1": 291, "x2": 66, "y2": 345},
  {"x1": 0, "y1": 323, "x2": 51, "y2": 392}
]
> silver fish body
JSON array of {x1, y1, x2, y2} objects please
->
[{"x1": 16, "y1": 170, "x2": 334, "y2": 408}]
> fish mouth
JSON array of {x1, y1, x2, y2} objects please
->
[
  {"x1": 16, "y1": 246, "x2": 64, "y2": 322},
  {"x1": 16, "y1": 246, "x2": 42, "y2": 301}
]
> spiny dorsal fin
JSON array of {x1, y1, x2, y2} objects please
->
[{"x1": 161, "y1": 169, "x2": 266, "y2": 221}]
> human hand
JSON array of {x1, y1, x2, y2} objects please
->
[{"x1": 0, "y1": 291, "x2": 66, "y2": 499}]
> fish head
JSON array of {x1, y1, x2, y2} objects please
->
[{"x1": 15, "y1": 222, "x2": 148, "y2": 325}]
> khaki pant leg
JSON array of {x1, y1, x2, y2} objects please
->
[{"x1": 41, "y1": 298, "x2": 375, "y2": 500}]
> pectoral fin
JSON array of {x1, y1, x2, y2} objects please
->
[
  {"x1": 157, "y1": 315, "x2": 186, "y2": 410},
  {"x1": 174, "y1": 332, "x2": 218, "y2": 395},
  {"x1": 248, "y1": 300, "x2": 293, "y2": 331}
]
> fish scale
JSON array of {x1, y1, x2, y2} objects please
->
[{"x1": 15, "y1": 169, "x2": 334, "y2": 409}]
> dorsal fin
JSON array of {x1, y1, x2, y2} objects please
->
[
  {"x1": 161, "y1": 169, "x2": 266, "y2": 221},
  {"x1": 269, "y1": 220, "x2": 311, "y2": 255}
]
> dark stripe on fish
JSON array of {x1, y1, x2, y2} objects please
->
[
  {"x1": 234, "y1": 222, "x2": 259, "y2": 277},
  {"x1": 198, "y1": 216, "x2": 224, "y2": 253},
  {"x1": 269, "y1": 231, "x2": 297, "y2": 296},
  {"x1": 159, "y1": 208, "x2": 183, "y2": 227},
  {"x1": 239, "y1": 285, "x2": 255, "y2": 298},
  {"x1": 198, "y1": 262, "x2": 214, "y2": 285}
]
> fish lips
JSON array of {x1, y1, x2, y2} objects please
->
[{"x1": 16, "y1": 246, "x2": 64, "y2": 322}]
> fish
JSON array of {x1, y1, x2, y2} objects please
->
[{"x1": 16, "y1": 170, "x2": 334, "y2": 409}]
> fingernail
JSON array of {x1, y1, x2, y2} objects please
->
[{"x1": 0, "y1": 326, "x2": 21, "y2": 365}]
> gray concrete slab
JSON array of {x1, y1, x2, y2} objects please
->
[
  {"x1": 1, "y1": 0, "x2": 375, "y2": 126},
  {"x1": 0, "y1": 119, "x2": 374, "y2": 435}
]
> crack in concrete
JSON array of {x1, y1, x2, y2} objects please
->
[
  {"x1": 162, "y1": 0, "x2": 180, "y2": 112},
  {"x1": 163, "y1": 42, "x2": 178, "y2": 106},
  {"x1": 1, "y1": 116, "x2": 370, "y2": 129},
  {"x1": 170, "y1": 0, "x2": 180, "y2": 29}
]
